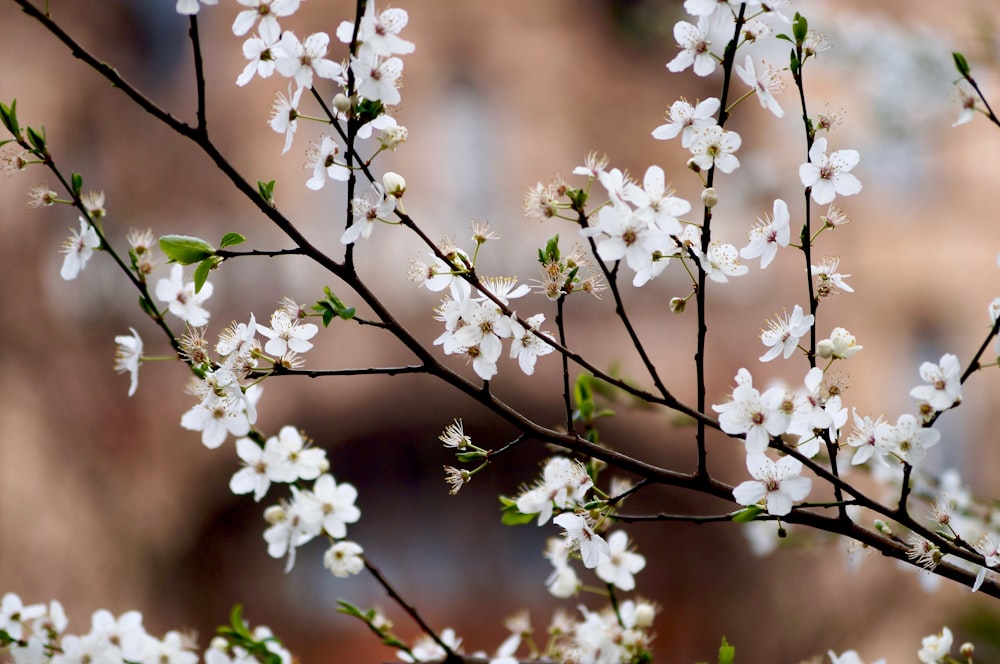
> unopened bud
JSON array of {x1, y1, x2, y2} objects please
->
[
  {"x1": 332, "y1": 93, "x2": 352, "y2": 114},
  {"x1": 669, "y1": 297, "x2": 686, "y2": 313},
  {"x1": 632, "y1": 602, "x2": 656, "y2": 629},
  {"x1": 380, "y1": 125, "x2": 408, "y2": 150},
  {"x1": 686, "y1": 158, "x2": 701, "y2": 173},
  {"x1": 816, "y1": 339, "x2": 834, "y2": 358},
  {"x1": 263, "y1": 505, "x2": 287, "y2": 525},
  {"x1": 383, "y1": 171, "x2": 406, "y2": 198},
  {"x1": 960, "y1": 642, "x2": 974, "y2": 658},
  {"x1": 701, "y1": 187, "x2": 718, "y2": 208}
]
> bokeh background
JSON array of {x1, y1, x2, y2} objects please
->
[{"x1": 4, "y1": 0, "x2": 1000, "y2": 661}]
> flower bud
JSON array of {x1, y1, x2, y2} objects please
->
[
  {"x1": 380, "y1": 125, "x2": 408, "y2": 150},
  {"x1": 816, "y1": 339, "x2": 834, "y2": 359},
  {"x1": 332, "y1": 93, "x2": 352, "y2": 114},
  {"x1": 686, "y1": 158, "x2": 701, "y2": 173},
  {"x1": 960, "y1": 642, "x2": 974, "y2": 658},
  {"x1": 382, "y1": 171, "x2": 406, "y2": 198},
  {"x1": 263, "y1": 505, "x2": 287, "y2": 525},
  {"x1": 701, "y1": 187, "x2": 718, "y2": 208},
  {"x1": 633, "y1": 602, "x2": 656, "y2": 628},
  {"x1": 669, "y1": 297, "x2": 686, "y2": 313}
]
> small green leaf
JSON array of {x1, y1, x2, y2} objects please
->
[
  {"x1": 71, "y1": 172, "x2": 83, "y2": 197},
  {"x1": 193, "y1": 256, "x2": 220, "y2": 294},
  {"x1": 775, "y1": 33, "x2": 791, "y2": 43},
  {"x1": 455, "y1": 451, "x2": 486, "y2": 463},
  {"x1": 0, "y1": 100, "x2": 20, "y2": 137},
  {"x1": 542, "y1": 234, "x2": 561, "y2": 264},
  {"x1": 731, "y1": 505, "x2": 763, "y2": 523},
  {"x1": 257, "y1": 179, "x2": 276, "y2": 205},
  {"x1": 26, "y1": 125, "x2": 45, "y2": 153},
  {"x1": 953, "y1": 51, "x2": 971, "y2": 77},
  {"x1": 159, "y1": 234, "x2": 216, "y2": 264},
  {"x1": 227, "y1": 605, "x2": 250, "y2": 638},
  {"x1": 336, "y1": 600, "x2": 367, "y2": 620},
  {"x1": 567, "y1": 187, "x2": 588, "y2": 210},
  {"x1": 380, "y1": 635, "x2": 409, "y2": 650},
  {"x1": 718, "y1": 636, "x2": 735, "y2": 664},
  {"x1": 220, "y1": 232, "x2": 246, "y2": 248},
  {"x1": 792, "y1": 12, "x2": 807, "y2": 43},
  {"x1": 499, "y1": 496, "x2": 536, "y2": 526}
]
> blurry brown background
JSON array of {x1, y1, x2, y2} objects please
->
[{"x1": 4, "y1": 0, "x2": 1000, "y2": 661}]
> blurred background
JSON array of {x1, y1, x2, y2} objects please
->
[{"x1": 4, "y1": 0, "x2": 1000, "y2": 661}]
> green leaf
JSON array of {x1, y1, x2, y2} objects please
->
[
  {"x1": 257, "y1": 179, "x2": 276, "y2": 206},
  {"x1": 792, "y1": 12, "x2": 807, "y2": 43},
  {"x1": 499, "y1": 496, "x2": 536, "y2": 526},
  {"x1": 953, "y1": 51, "x2": 971, "y2": 77},
  {"x1": 774, "y1": 33, "x2": 791, "y2": 43},
  {"x1": 0, "y1": 99, "x2": 20, "y2": 137},
  {"x1": 26, "y1": 125, "x2": 45, "y2": 153},
  {"x1": 718, "y1": 637, "x2": 735, "y2": 664},
  {"x1": 731, "y1": 505, "x2": 763, "y2": 523},
  {"x1": 336, "y1": 600, "x2": 367, "y2": 620},
  {"x1": 159, "y1": 234, "x2": 216, "y2": 264},
  {"x1": 455, "y1": 451, "x2": 486, "y2": 463},
  {"x1": 566, "y1": 187, "x2": 588, "y2": 210},
  {"x1": 220, "y1": 232, "x2": 246, "y2": 248},
  {"x1": 71, "y1": 172, "x2": 83, "y2": 197},
  {"x1": 541, "y1": 234, "x2": 561, "y2": 264},
  {"x1": 227, "y1": 605, "x2": 250, "y2": 638},
  {"x1": 193, "y1": 256, "x2": 220, "y2": 294}
]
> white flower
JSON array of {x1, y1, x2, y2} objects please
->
[
  {"x1": 236, "y1": 30, "x2": 281, "y2": 87},
  {"x1": 954, "y1": 81, "x2": 977, "y2": 127},
  {"x1": 273, "y1": 425, "x2": 328, "y2": 481},
  {"x1": 667, "y1": 17, "x2": 716, "y2": 77},
  {"x1": 595, "y1": 531, "x2": 646, "y2": 591},
  {"x1": 337, "y1": 3, "x2": 414, "y2": 59},
  {"x1": 323, "y1": 540, "x2": 364, "y2": 578},
  {"x1": 155, "y1": 264, "x2": 213, "y2": 327},
  {"x1": 397, "y1": 629, "x2": 462, "y2": 664},
  {"x1": 230, "y1": 436, "x2": 297, "y2": 501},
  {"x1": 741, "y1": 198, "x2": 790, "y2": 269},
  {"x1": 817, "y1": 327, "x2": 862, "y2": 359},
  {"x1": 812, "y1": 255, "x2": 853, "y2": 295},
  {"x1": 846, "y1": 410, "x2": 886, "y2": 465},
  {"x1": 232, "y1": 0, "x2": 298, "y2": 39},
  {"x1": 269, "y1": 85, "x2": 303, "y2": 155},
  {"x1": 735, "y1": 55, "x2": 785, "y2": 117},
  {"x1": 909, "y1": 353, "x2": 962, "y2": 412},
  {"x1": 828, "y1": 650, "x2": 885, "y2": 664},
  {"x1": 874, "y1": 413, "x2": 940, "y2": 466},
  {"x1": 799, "y1": 137, "x2": 862, "y2": 205},
  {"x1": 274, "y1": 31, "x2": 343, "y2": 89},
  {"x1": 652, "y1": 97, "x2": 719, "y2": 148},
  {"x1": 351, "y1": 52, "x2": 405, "y2": 105},
  {"x1": 699, "y1": 241, "x2": 748, "y2": 282},
  {"x1": 516, "y1": 457, "x2": 593, "y2": 525},
  {"x1": 263, "y1": 488, "x2": 323, "y2": 572},
  {"x1": 713, "y1": 369, "x2": 790, "y2": 453},
  {"x1": 553, "y1": 512, "x2": 609, "y2": 569},
  {"x1": 341, "y1": 186, "x2": 396, "y2": 244},
  {"x1": 0, "y1": 593, "x2": 45, "y2": 641},
  {"x1": 302, "y1": 473, "x2": 361, "y2": 539},
  {"x1": 732, "y1": 454, "x2": 812, "y2": 516},
  {"x1": 624, "y1": 165, "x2": 690, "y2": 236},
  {"x1": 113, "y1": 327, "x2": 143, "y2": 397},
  {"x1": 256, "y1": 309, "x2": 318, "y2": 358},
  {"x1": 689, "y1": 125, "x2": 741, "y2": 173},
  {"x1": 60, "y1": 217, "x2": 101, "y2": 280},
  {"x1": 509, "y1": 313, "x2": 555, "y2": 376},
  {"x1": 759, "y1": 304, "x2": 814, "y2": 362},
  {"x1": 175, "y1": 0, "x2": 217, "y2": 15},
  {"x1": 181, "y1": 383, "x2": 262, "y2": 449},
  {"x1": 917, "y1": 627, "x2": 953, "y2": 663}
]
